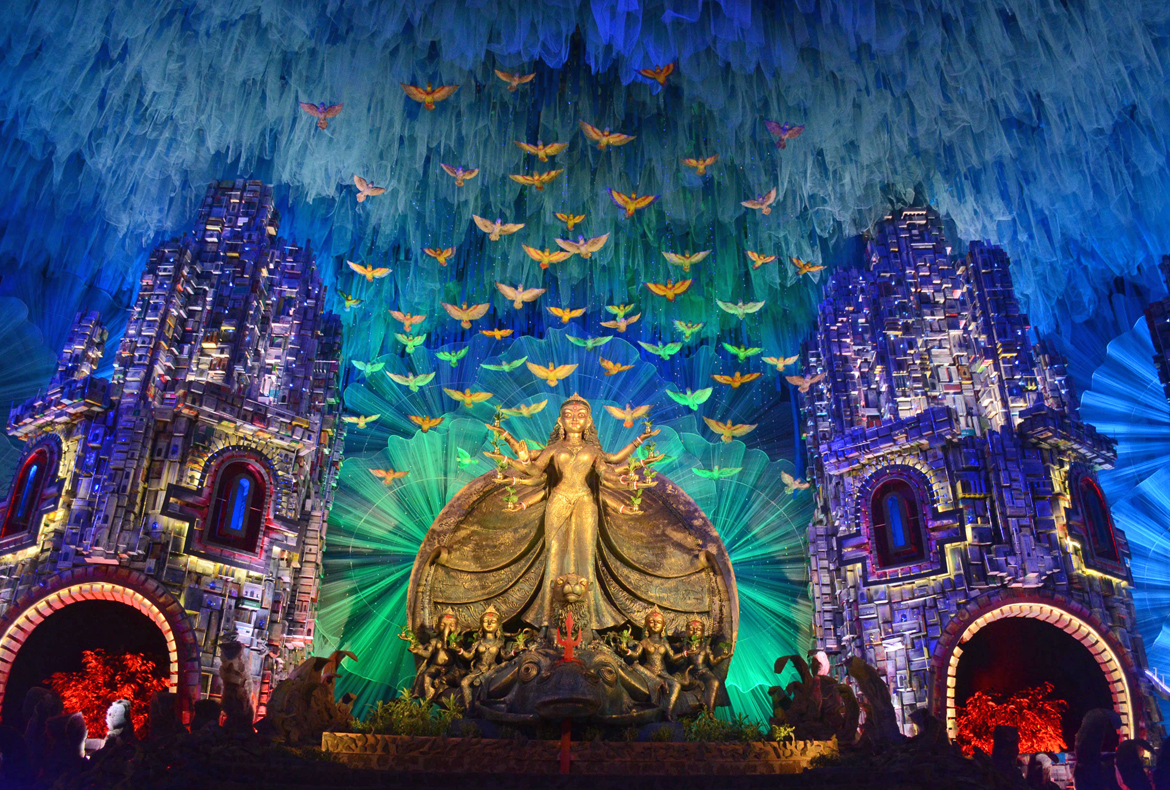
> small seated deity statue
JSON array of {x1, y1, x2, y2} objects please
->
[
  {"x1": 459, "y1": 606, "x2": 508, "y2": 709},
  {"x1": 401, "y1": 608, "x2": 463, "y2": 701},
  {"x1": 218, "y1": 637, "x2": 255, "y2": 732},
  {"x1": 621, "y1": 608, "x2": 685, "y2": 720},
  {"x1": 101, "y1": 698, "x2": 137, "y2": 749},
  {"x1": 679, "y1": 618, "x2": 732, "y2": 715}
]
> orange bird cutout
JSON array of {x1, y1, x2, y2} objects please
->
[
  {"x1": 600, "y1": 313, "x2": 640, "y2": 333},
  {"x1": 401, "y1": 81, "x2": 460, "y2": 110},
  {"x1": 369, "y1": 468, "x2": 409, "y2": 483},
  {"x1": 442, "y1": 301, "x2": 489, "y2": 329},
  {"x1": 604, "y1": 403, "x2": 651, "y2": 428},
  {"x1": 440, "y1": 164, "x2": 478, "y2": 187},
  {"x1": 645, "y1": 279, "x2": 692, "y2": 302},
  {"x1": 741, "y1": 187, "x2": 778, "y2": 215},
  {"x1": 638, "y1": 63, "x2": 675, "y2": 86},
  {"x1": 702, "y1": 417, "x2": 758, "y2": 444},
  {"x1": 522, "y1": 244, "x2": 573, "y2": 270},
  {"x1": 790, "y1": 257, "x2": 827, "y2": 276},
  {"x1": 747, "y1": 250, "x2": 777, "y2": 269},
  {"x1": 599, "y1": 357, "x2": 634, "y2": 376},
  {"x1": 510, "y1": 169, "x2": 563, "y2": 191},
  {"x1": 388, "y1": 310, "x2": 427, "y2": 332},
  {"x1": 494, "y1": 69, "x2": 536, "y2": 91},
  {"x1": 408, "y1": 415, "x2": 444, "y2": 433},
  {"x1": 579, "y1": 121, "x2": 636, "y2": 150},
  {"x1": 443, "y1": 388, "x2": 494, "y2": 409},
  {"x1": 347, "y1": 260, "x2": 391, "y2": 281},
  {"x1": 353, "y1": 175, "x2": 386, "y2": 203},
  {"x1": 515, "y1": 141, "x2": 568, "y2": 161},
  {"x1": 495, "y1": 282, "x2": 546, "y2": 309},
  {"x1": 547, "y1": 306, "x2": 586, "y2": 324},
  {"x1": 300, "y1": 101, "x2": 343, "y2": 130},
  {"x1": 555, "y1": 233, "x2": 609, "y2": 259},
  {"x1": 785, "y1": 372, "x2": 826, "y2": 393},
  {"x1": 682, "y1": 154, "x2": 718, "y2": 176},
  {"x1": 609, "y1": 188, "x2": 658, "y2": 218},
  {"x1": 555, "y1": 212, "x2": 585, "y2": 231},
  {"x1": 527, "y1": 361, "x2": 578, "y2": 387},
  {"x1": 473, "y1": 215, "x2": 525, "y2": 241},
  {"x1": 480, "y1": 327, "x2": 513, "y2": 340},
  {"x1": 424, "y1": 247, "x2": 455, "y2": 267},
  {"x1": 662, "y1": 250, "x2": 711, "y2": 273},
  {"x1": 711, "y1": 371, "x2": 762, "y2": 389}
]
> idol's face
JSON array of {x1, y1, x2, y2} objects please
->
[
  {"x1": 439, "y1": 615, "x2": 458, "y2": 635},
  {"x1": 481, "y1": 612, "x2": 500, "y2": 634},
  {"x1": 645, "y1": 612, "x2": 665, "y2": 634},
  {"x1": 687, "y1": 620, "x2": 704, "y2": 639},
  {"x1": 560, "y1": 403, "x2": 590, "y2": 434}
]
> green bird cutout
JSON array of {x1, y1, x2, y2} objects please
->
[
  {"x1": 606, "y1": 303, "x2": 637, "y2": 320},
  {"x1": 352, "y1": 360, "x2": 385, "y2": 374},
  {"x1": 638, "y1": 341, "x2": 683, "y2": 360},
  {"x1": 567, "y1": 335, "x2": 613, "y2": 351},
  {"x1": 692, "y1": 465, "x2": 742, "y2": 480},
  {"x1": 715, "y1": 299, "x2": 766, "y2": 320},
  {"x1": 436, "y1": 346, "x2": 470, "y2": 367},
  {"x1": 673, "y1": 320, "x2": 705, "y2": 341},
  {"x1": 386, "y1": 371, "x2": 435, "y2": 392},
  {"x1": 456, "y1": 447, "x2": 478, "y2": 469},
  {"x1": 482, "y1": 356, "x2": 528, "y2": 372},
  {"x1": 722, "y1": 342, "x2": 762, "y2": 363},
  {"x1": 665, "y1": 387, "x2": 713, "y2": 410},
  {"x1": 396, "y1": 333, "x2": 427, "y2": 354}
]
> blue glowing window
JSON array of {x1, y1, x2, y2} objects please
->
[
  {"x1": 2, "y1": 448, "x2": 51, "y2": 540},
  {"x1": 870, "y1": 477, "x2": 926, "y2": 568},
  {"x1": 208, "y1": 461, "x2": 265, "y2": 554}
]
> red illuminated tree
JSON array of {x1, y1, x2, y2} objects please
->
[
  {"x1": 44, "y1": 649, "x2": 170, "y2": 738},
  {"x1": 955, "y1": 682, "x2": 1068, "y2": 756}
]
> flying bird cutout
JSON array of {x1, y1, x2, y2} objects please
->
[
  {"x1": 300, "y1": 101, "x2": 343, "y2": 130},
  {"x1": 515, "y1": 140, "x2": 569, "y2": 161},
  {"x1": 578, "y1": 121, "x2": 636, "y2": 150},
  {"x1": 527, "y1": 361, "x2": 578, "y2": 387},
  {"x1": 440, "y1": 164, "x2": 478, "y2": 187},
  {"x1": 494, "y1": 69, "x2": 536, "y2": 91},
  {"x1": 401, "y1": 81, "x2": 460, "y2": 110},
  {"x1": 442, "y1": 301, "x2": 490, "y2": 329},
  {"x1": 495, "y1": 283, "x2": 545, "y2": 309},
  {"x1": 473, "y1": 215, "x2": 525, "y2": 241},
  {"x1": 353, "y1": 175, "x2": 386, "y2": 203},
  {"x1": 604, "y1": 403, "x2": 651, "y2": 428}
]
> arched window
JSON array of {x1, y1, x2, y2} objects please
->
[
  {"x1": 2, "y1": 448, "x2": 50, "y2": 540},
  {"x1": 870, "y1": 477, "x2": 927, "y2": 568},
  {"x1": 206, "y1": 461, "x2": 266, "y2": 554},
  {"x1": 1078, "y1": 477, "x2": 1119, "y2": 563}
]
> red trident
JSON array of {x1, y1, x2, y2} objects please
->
[{"x1": 555, "y1": 609, "x2": 583, "y2": 664}]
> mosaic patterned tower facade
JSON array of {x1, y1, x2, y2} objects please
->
[
  {"x1": 0, "y1": 180, "x2": 343, "y2": 717},
  {"x1": 802, "y1": 207, "x2": 1161, "y2": 738}
]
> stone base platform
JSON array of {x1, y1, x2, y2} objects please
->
[{"x1": 320, "y1": 732, "x2": 837, "y2": 775}]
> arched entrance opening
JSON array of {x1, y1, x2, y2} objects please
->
[{"x1": 941, "y1": 601, "x2": 1133, "y2": 748}]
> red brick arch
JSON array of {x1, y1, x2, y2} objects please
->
[{"x1": 0, "y1": 566, "x2": 201, "y2": 719}]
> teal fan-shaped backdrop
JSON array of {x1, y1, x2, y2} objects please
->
[{"x1": 316, "y1": 330, "x2": 814, "y2": 722}]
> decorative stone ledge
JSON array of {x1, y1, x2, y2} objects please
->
[{"x1": 320, "y1": 732, "x2": 837, "y2": 775}]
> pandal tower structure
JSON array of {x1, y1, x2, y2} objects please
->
[
  {"x1": 800, "y1": 207, "x2": 1162, "y2": 741},
  {"x1": 0, "y1": 180, "x2": 343, "y2": 721}
]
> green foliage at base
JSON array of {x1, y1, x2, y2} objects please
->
[
  {"x1": 682, "y1": 713, "x2": 764, "y2": 743},
  {"x1": 352, "y1": 690, "x2": 463, "y2": 737}
]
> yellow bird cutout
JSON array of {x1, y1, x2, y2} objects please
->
[
  {"x1": 510, "y1": 169, "x2": 564, "y2": 191},
  {"x1": 347, "y1": 260, "x2": 392, "y2": 281},
  {"x1": 547, "y1": 306, "x2": 586, "y2": 324},
  {"x1": 555, "y1": 233, "x2": 609, "y2": 259},
  {"x1": 527, "y1": 361, "x2": 578, "y2": 387},
  {"x1": 604, "y1": 403, "x2": 651, "y2": 428},
  {"x1": 763, "y1": 354, "x2": 800, "y2": 373},
  {"x1": 500, "y1": 399, "x2": 548, "y2": 419},
  {"x1": 443, "y1": 388, "x2": 494, "y2": 409},
  {"x1": 495, "y1": 282, "x2": 546, "y2": 309},
  {"x1": 400, "y1": 81, "x2": 460, "y2": 110},
  {"x1": 785, "y1": 372, "x2": 827, "y2": 393},
  {"x1": 599, "y1": 357, "x2": 635, "y2": 376},
  {"x1": 369, "y1": 468, "x2": 409, "y2": 484},
  {"x1": 781, "y1": 471, "x2": 812, "y2": 495},
  {"x1": 703, "y1": 417, "x2": 758, "y2": 444},
  {"x1": 711, "y1": 371, "x2": 762, "y2": 388},
  {"x1": 681, "y1": 154, "x2": 719, "y2": 176},
  {"x1": 608, "y1": 188, "x2": 658, "y2": 218},
  {"x1": 555, "y1": 212, "x2": 585, "y2": 231},
  {"x1": 637, "y1": 63, "x2": 675, "y2": 86},
  {"x1": 662, "y1": 249, "x2": 711, "y2": 273},
  {"x1": 388, "y1": 310, "x2": 427, "y2": 332},
  {"x1": 480, "y1": 327, "x2": 513, "y2": 340},
  {"x1": 515, "y1": 140, "x2": 569, "y2": 161},
  {"x1": 606, "y1": 304, "x2": 636, "y2": 319},
  {"x1": 424, "y1": 247, "x2": 455, "y2": 267},
  {"x1": 522, "y1": 244, "x2": 573, "y2": 270},
  {"x1": 353, "y1": 175, "x2": 386, "y2": 203},
  {"x1": 599, "y1": 312, "x2": 640, "y2": 333},
  {"x1": 342, "y1": 414, "x2": 380, "y2": 429},
  {"x1": 442, "y1": 301, "x2": 490, "y2": 329},
  {"x1": 494, "y1": 69, "x2": 536, "y2": 91},
  {"x1": 409, "y1": 415, "x2": 444, "y2": 433},
  {"x1": 747, "y1": 250, "x2": 777, "y2": 269},
  {"x1": 741, "y1": 187, "x2": 779, "y2": 215},
  {"x1": 473, "y1": 214, "x2": 525, "y2": 241},
  {"x1": 337, "y1": 290, "x2": 362, "y2": 310},
  {"x1": 790, "y1": 257, "x2": 827, "y2": 277},
  {"x1": 578, "y1": 120, "x2": 636, "y2": 150},
  {"x1": 440, "y1": 164, "x2": 478, "y2": 187},
  {"x1": 644, "y1": 278, "x2": 692, "y2": 302}
]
